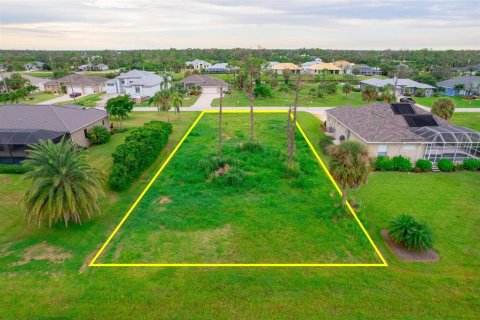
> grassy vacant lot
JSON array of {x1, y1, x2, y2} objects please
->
[
  {"x1": 0, "y1": 112, "x2": 479, "y2": 319},
  {"x1": 212, "y1": 88, "x2": 365, "y2": 107},
  {"x1": 416, "y1": 95, "x2": 480, "y2": 108},
  {"x1": 97, "y1": 113, "x2": 379, "y2": 265},
  {"x1": 23, "y1": 92, "x2": 57, "y2": 104},
  {"x1": 451, "y1": 112, "x2": 480, "y2": 131},
  {"x1": 21, "y1": 71, "x2": 54, "y2": 78},
  {"x1": 136, "y1": 94, "x2": 200, "y2": 107},
  {"x1": 58, "y1": 92, "x2": 106, "y2": 107}
]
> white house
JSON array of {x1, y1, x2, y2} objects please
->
[
  {"x1": 359, "y1": 78, "x2": 435, "y2": 97},
  {"x1": 44, "y1": 74, "x2": 107, "y2": 95},
  {"x1": 185, "y1": 59, "x2": 212, "y2": 70},
  {"x1": 105, "y1": 69, "x2": 168, "y2": 98}
]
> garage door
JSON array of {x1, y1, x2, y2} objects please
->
[{"x1": 202, "y1": 86, "x2": 219, "y2": 94}]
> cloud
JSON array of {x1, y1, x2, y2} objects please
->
[{"x1": 0, "y1": 0, "x2": 479, "y2": 49}]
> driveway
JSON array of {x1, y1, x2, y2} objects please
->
[
  {"x1": 190, "y1": 93, "x2": 220, "y2": 108},
  {"x1": 37, "y1": 94, "x2": 73, "y2": 105}
]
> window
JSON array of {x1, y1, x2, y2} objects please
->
[
  {"x1": 339, "y1": 135, "x2": 346, "y2": 142},
  {"x1": 135, "y1": 86, "x2": 141, "y2": 94},
  {"x1": 403, "y1": 144, "x2": 416, "y2": 151},
  {"x1": 102, "y1": 120, "x2": 105, "y2": 125},
  {"x1": 84, "y1": 128, "x2": 88, "y2": 138},
  {"x1": 377, "y1": 144, "x2": 388, "y2": 156}
]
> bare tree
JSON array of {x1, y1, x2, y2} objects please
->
[
  {"x1": 242, "y1": 58, "x2": 262, "y2": 143},
  {"x1": 286, "y1": 75, "x2": 304, "y2": 166},
  {"x1": 218, "y1": 87, "x2": 223, "y2": 161}
]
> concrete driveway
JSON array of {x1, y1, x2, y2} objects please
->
[
  {"x1": 190, "y1": 93, "x2": 220, "y2": 108},
  {"x1": 37, "y1": 94, "x2": 73, "y2": 105}
]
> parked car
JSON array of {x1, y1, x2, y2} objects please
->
[
  {"x1": 400, "y1": 97, "x2": 416, "y2": 103},
  {"x1": 69, "y1": 92, "x2": 81, "y2": 98}
]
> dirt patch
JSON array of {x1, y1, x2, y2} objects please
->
[
  {"x1": 382, "y1": 229, "x2": 439, "y2": 262},
  {"x1": 158, "y1": 196, "x2": 172, "y2": 204},
  {"x1": 14, "y1": 242, "x2": 72, "y2": 266},
  {"x1": 215, "y1": 164, "x2": 230, "y2": 176},
  {"x1": 79, "y1": 247, "x2": 100, "y2": 273}
]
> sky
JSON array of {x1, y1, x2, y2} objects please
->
[{"x1": 0, "y1": 0, "x2": 479, "y2": 50}]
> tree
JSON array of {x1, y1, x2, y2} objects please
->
[
  {"x1": 6, "y1": 73, "x2": 28, "y2": 90},
  {"x1": 149, "y1": 90, "x2": 172, "y2": 121},
  {"x1": 171, "y1": 91, "x2": 183, "y2": 115},
  {"x1": 431, "y1": 97, "x2": 455, "y2": 120},
  {"x1": 342, "y1": 83, "x2": 352, "y2": 97},
  {"x1": 241, "y1": 57, "x2": 263, "y2": 142},
  {"x1": 105, "y1": 95, "x2": 134, "y2": 129},
  {"x1": 328, "y1": 141, "x2": 370, "y2": 205},
  {"x1": 9, "y1": 89, "x2": 27, "y2": 103},
  {"x1": 286, "y1": 75, "x2": 304, "y2": 166},
  {"x1": 218, "y1": 87, "x2": 224, "y2": 161},
  {"x1": 21, "y1": 138, "x2": 105, "y2": 227},
  {"x1": 361, "y1": 85, "x2": 378, "y2": 103},
  {"x1": 87, "y1": 125, "x2": 111, "y2": 145}
]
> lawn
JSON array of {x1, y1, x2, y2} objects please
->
[
  {"x1": 23, "y1": 92, "x2": 57, "y2": 104},
  {"x1": 212, "y1": 88, "x2": 366, "y2": 107},
  {"x1": 136, "y1": 94, "x2": 199, "y2": 107},
  {"x1": 416, "y1": 95, "x2": 480, "y2": 108},
  {"x1": 0, "y1": 112, "x2": 479, "y2": 318},
  {"x1": 58, "y1": 93, "x2": 106, "y2": 108},
  {"x1": 21, "y1": 71, "x2": 54, "y2": 78},
  {"x1": 451, "y1": 112, "x2": 480, "y2": 131}
]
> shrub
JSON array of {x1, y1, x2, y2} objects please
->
[
  {"x1": 415, "y1": 159, "x2": 432, "y2": 172},
  {"x1": 462, "y1": 158, "x2": 480, "y2": 171},
  {"x1": 437, "y1": 159, "x2": 454, "y2": 172},
  {"x1": 388, "y1": 214, "x2": 434, "y2": 252},
  {"x1": 319, "y1": 135, "x2": 334, "y2": 154},
  {"x1": 108, "y1": 121, "x2": 172, "y2": 190},
  {"x1": 212, "y1": 166, "x2": 245, "y2": 187},
  {"x1": 238, "y1": 141, "x2": 263, "y2": 153},
  {"x1": 87, "y1": 125, "x2": 111, "y2": 145},
  {"x1": 198, "y1": 155, "x2": 238, "y2": 176},
  {"x1": 112, "y1": 127, "x2": 128, "y2": 134},
  {"x1": 0, "y1": 164, "x2": 32, "y2": 174},
  {"x1": 373, "y1": 156, "x2": 395, "y2": 171},
  {"x1": 392, "y1": 156, "x2": 413, "y2": 172},
  {"x1": 253, "y1": 83, "x2": 273, "y2": 98}
]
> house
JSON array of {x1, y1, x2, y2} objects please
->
[
  {"x1": 437, "y1": 76, "x2": 480, "y2": 96},
  {"x1": 264, "y1": 61, "x2": 280, "y2": 69},
  {"x1": 453, "y1": 64, "x2": 480, "y2": 75},
  {"x1": 271, "y1": 63, "x2": 301, "y2": 75},
  {"x1": 44, "y1": 74, "x2": 108, "y2": 94},
  {"x1": 333, "y1": 60, "x2": 353, "y2": 75},
  {"x1": 105, "y1": 69, "x2": 168, "y2": 98},
  {"x1": 301, "y1": 58, "x2": 323, "y2": 68},
  {"x1": 78, "y1": 64, "x2": 109, "y2": 71},
  {"x1": 359, "y1": 78, "x2": 435, "y2": 97},
  {"x1": 326, "y1": 103, "x2": 480, "y2": 163},
  {"x1": 24, "y1": 61, "x2": 45, "y2": 72},
  {"x1": 0, "y1": 73, "x2": 50, "y2": 92},
  {"x1": 0, "y1": 104, "x2": 110, "y2": 163},
  {"x1": 353, "y1": 64, "x2": 382, "y2": 76},
  {"x1": 185, "y1": 59, "x2": 212, "y2": 70},
  {"x1": 305, "y1": 62, "x2": 342, "y2": 75},
  {"x1": 179, "y1": 75, "x2": 228, "y2": 94},
  {"x1": 205, "y1": 63, "x2": 237, "y2": 74}
]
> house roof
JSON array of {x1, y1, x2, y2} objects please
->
[
  {"x1": 208, "y1": 63, "x2": 229, "y2": 70},
  {"x1": 185, "y1": 59, "x2": 210, "y2": 65},
  {"x1": 180, "y1": 75, "x2": 228, "y2": 87},
  {"x1": 272, "y1": 63, "x2": 301, "y2": 70},
  {"x1": 326, "y1": 103, "x2": 450, "y2": 143},
  {"x1": 0, "y1": 104, "x2": 108, "y2": 134},
  {"x1": 301, "y1": 58, "x2": 323, "y2": 67},
  {"x1": 115, "y1": 70, "x2": 163, "y2": 87},
  {"x1": 437, "y1": 76, "x2": 480, "y2": 89},
  {"x1": 2, "y1": 73, "x2": 49, "y2": 86},
  {"x1": 306, "y1": 62, "x2": 342, "y2": 71},
  {"x1": 45, "y1": 74, "x2": 108, "y2": 86},
  {"x1": 333, "y1": 60, "x2": 352, "y2": 68},
  {"x1": 360, "y1": 78, "x2": 435, "y2": 89}
]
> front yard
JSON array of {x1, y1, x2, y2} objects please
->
[
  {"x1": 416, "y1": 95, "x2": 480, "y2": 108},
  {"x1": 58, "y1": 92, "x2": 106, "y2": 108}
]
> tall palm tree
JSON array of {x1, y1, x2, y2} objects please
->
[
  {"x1": 328, "y1": 141, "x2": 370, "y2": 205},
  {"x1": 342, "y1": 83, "x2": 352, "y2": 97},
  {"x1": 21, "y1": 138, "x2": 106, "y2": 227},
  {"x1": 171, "y1": 91, "x2": 183, "y2": 115}
]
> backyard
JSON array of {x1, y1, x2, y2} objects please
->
[
  {"x1": 451, "y1": 112, "x2": 480, "y2": 131},
  {"x1": 0, "y1": 112, "x2": 479, "y2": 318},
  {"x1": 416, "y1": 95, "x2": 480, "y2": 108}
]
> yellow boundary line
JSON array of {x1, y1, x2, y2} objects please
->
[{"x1": 90, "y1": 110, "x2": 388, "y2": 267}]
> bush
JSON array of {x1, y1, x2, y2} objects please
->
[
  {"x1": 108, "y1": 121, "x2": 172, "y2": 190},
  {"x1": 319, "y1": 135, "x2": 334, "y2": 153},
  {"x1": 253, "y1": 83, "x2": 273, "y2": 98},
  {"x1": 238, "y1": 141, "x2": 263, "y2": 153},
  {"x1": 87, "y1": 125, "x2": 111, "y2": 145},
  {"x1": 437, "y1": 159, "x2": 454, "y2": 172},
  {"x1": 212, "y1": 166, "x2": 245, "y2": 187},
  {"x1": 462, "y1": 158, "x2": 480, "y2": 171},
  {"x1": 388, "y1": 214, "x2": 434, "y2": 252},
  {"x1": 392, "y1": 156, "x2": 413, "y2": 172},
  {"x1": 112, "y1": 127, "x2": 128, "y2": 134},
  {"x1": 415, "y1": 159, "x2": 432, "y2": 172},
  {"x1": 373, "y1": 156, "x2": 395, "y2": 171},
  {"x1": 0, "y1": 164, "x2": 32, "y2": 174}
]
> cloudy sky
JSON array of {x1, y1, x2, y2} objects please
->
[{"x1": 1, "y1": 0, "x2": 479, "y2": 50}]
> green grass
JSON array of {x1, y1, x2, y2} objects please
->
[
  {"x1": 58, "y1": 93, "x2": 106, "y2": 107},
  {"x1": 416, "y1": 95, "x2": 480, "y2": 108},
  {"x1": 23, "y1": 92, "x2": 57, "y2": 104},
  {"x1": 450, "y1": 112, "x2": 480, "y2": 131},
  {"x1": 21, "y1": 71, "x2": 54, "y2": 78},
  {"x1": 0, "y1": 111, "x2": 479, "y2": 318},
  {"x1": 136, "y1": 94, "x2": 200, "y2": 107},
  {"x1": 212, "y1": 88, "x2": 366, "y2": 107}
]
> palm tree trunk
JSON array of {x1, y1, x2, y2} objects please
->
[
  {"x1": 219, "y1": 87, "x2": 223, "y2": 161},
  {"x1": 249, "y1": 84, "x2": 254, "y2": 143}
]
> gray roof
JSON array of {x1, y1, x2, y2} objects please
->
[
  {"x1": 180, "y1": 75, "x2": 228, "y2": 87},
  {"x1": 208, "y1": 63, "x2": 229, "y2": 70},
  {"x1": 437, "y1": 76, "x2": 480, "y2": 88},
  {"x1": 115, "y1": 70, "x2": 163, "y2": 87},
  {"x1": 326, "y1": 103, "x2": 450, "y2": 143},
  {"x1": 0, "y1": 104, "x2": 108, "y2": 134},
  {"x1": 45, "y1": 74, "x2": 108, "y2": 86},
  {"x1": 301, "y1": 58, "x2": 322, "y2": 67},
  {"x1": 185, "y1": 59, "x2": 210, "y2": 65},
  {"x1": 360, "y1": 78, "x2": 435, "y2": 89}
]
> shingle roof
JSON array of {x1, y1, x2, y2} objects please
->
[
  {"x1": 437, "y1": 76, "x2": 480, "y2": 88},
  {"x1": 185, "y1": 59, "x2": 210, "y2": 65},
  {"x1": 272, "y1": 63, "x2": 301, "y2": 70},
  {"x1": 116, "y1": 70, "x2": 163, "y2": 87},
  {"x1": 360, "y1": 78, "x2": 435, "y2": 89},
  {"x1": 179, "y1": 75, "x2": 228, "y2": 87},
  {"x1": 0, "y1": 104, "x2": 108, "y2": 133},
  {"x1": 326, "y1": 104, "x2": 449, "y2": 143},
  {"x1": 45, "y1": 74, "x2": 108, "y2": 86},
  {"x1": 208, "y1": 63, "x2": 229, "y2": 70}
]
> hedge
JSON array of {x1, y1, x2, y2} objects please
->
[
  {"x1": 437, "y1": 159, "x2": 454, "y2": 172},
  {"x1": 108, "y1": 121, "x2": 172, "y2": 190},
  {"x1": 0, "y1": 164, "x2": 32, "y2": 174},
  {"x1": 462, "y1": 159, "x2": 480, "y2": 171},
  {"x1": 415, "y1": 159, "x2": 432, "y2": 172},
  {"x1": 374, "y1": 155, "x2": 412, "y2": 172}
]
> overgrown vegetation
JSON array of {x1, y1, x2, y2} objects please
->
[{"x1": 87, "y1": 126, "x2": 111, "y2": 145}]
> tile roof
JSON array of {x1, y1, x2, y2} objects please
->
[
  {"x1": 271, "y1": 63, "x2": 301, "y2": 70},
  {"x1": 326, "y1": 103, "x2": 449, "y2": 143},
  {"x1": 179, "y1": 75, "x2": 228, "y2": 87},
  {"x1": 437, "y1": 76, "x2": 480, "y2": 88},
  {"x1": 0, "y1": 104, "x2": 108, "y2": 133},
  {"x1": 306, "y1": 62, "x2": 342, "y2": 71}
]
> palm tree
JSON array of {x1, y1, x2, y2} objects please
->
[
  {"x1": 328, "y1": 141, "x2": 370, "y2": 205},
  {"x1": 361, "y1": 85, "x2": 378, "y2": 103},
  {"x1": 171, "y1": 91, "x2": 183, "y2": 115},
  {"x1": 431, "y1": 97, "x2": 455, "y2": 120},
  {"x1": 9, "y1": 89, "x2": 27, "y2": 103},
  {"x1": 148, "y1": 91, "x2": 163, "y2": 115},
  {"x1": 21, "y1": 138, "x2": 106, "y2": 227},
  {"x1": 342, "y1": 83, "x2": 352, "y2": 97},
  {"x1": 149, "y1": 90, "x2": 172, "y2": 121}
]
